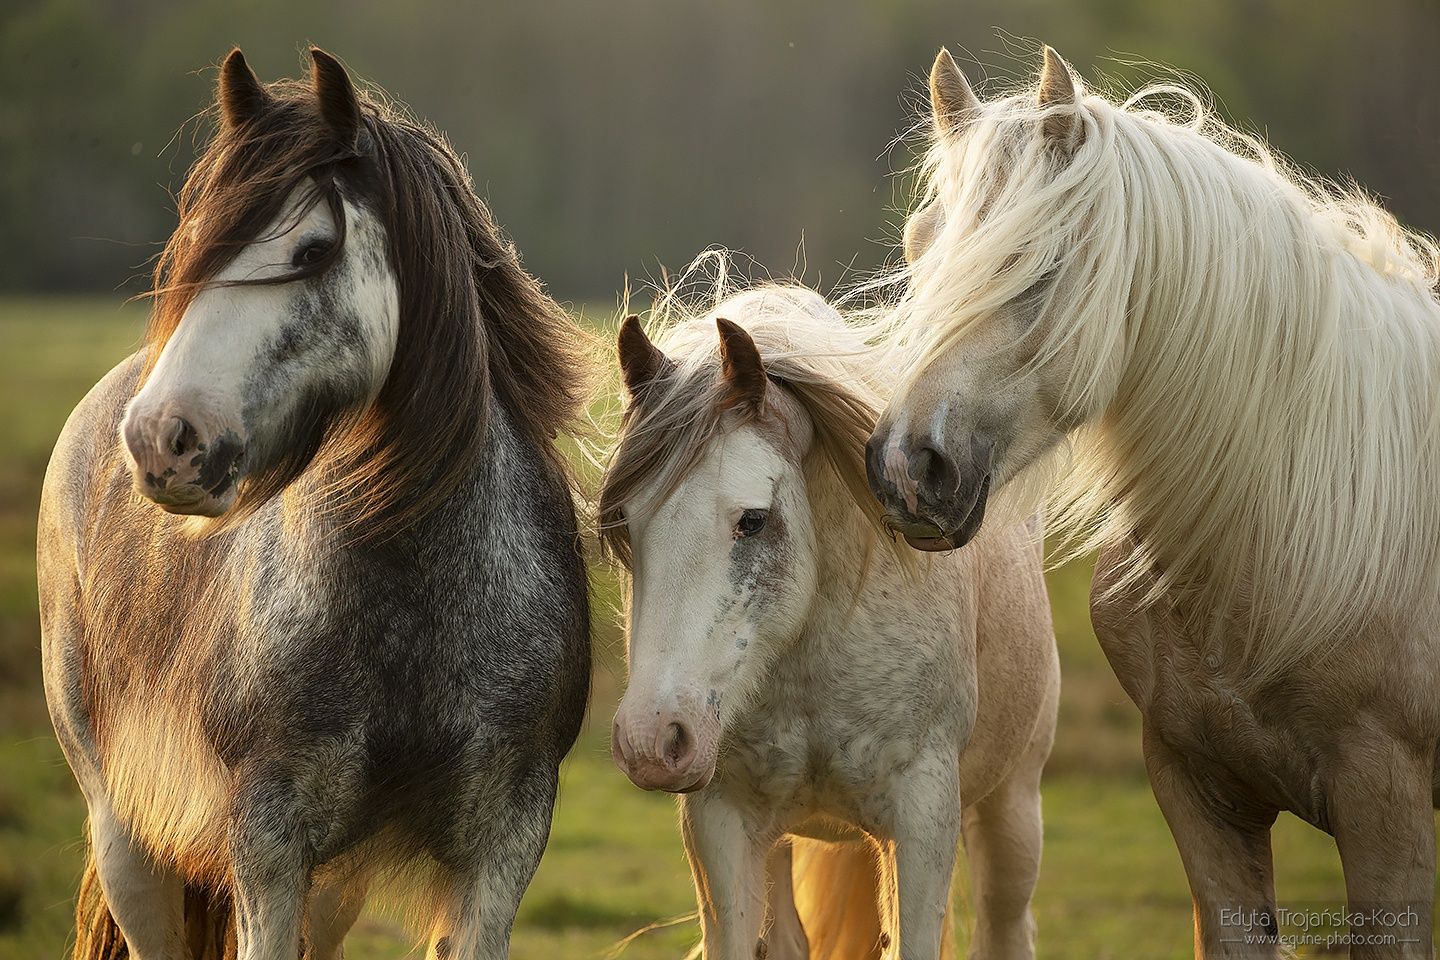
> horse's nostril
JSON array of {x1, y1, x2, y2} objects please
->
[
  {"x1": 662, "y1": 722, "x2": 694, "y2": 769},
  {"x1": 908, "y1": 442, "x2": 960, "y2": 501},
  {"x1": 167, "y1": 417, "x2": 199, "y2": 457}
]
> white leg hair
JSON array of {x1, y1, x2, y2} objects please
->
[
  {"x1": 89, "y1": 796, "x2": 186, "y2": 960},
  {"x1": 231, "y1": 855, "x2": 308, "y2": 960},
  {"x1": 228, "y1": 786, "x2": 312, "y2": 960},
  {"x1": 887, "y1": 750, "x2": 961, "y2": 960},
  {"x1": 426, "y1": 800, "x2": 552, "y2": 960},
  {"x1": 681, "y1": 792, "x2": 769, "y2": 960}
]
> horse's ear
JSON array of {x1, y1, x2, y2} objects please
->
[
  {"x1": 310, "y1": 47, "x2": 362, "y2": 149},
  {"x1": 1037, "y1": 46, "x2": 1083, "y2": 147},
  {"x1": 218, "y1": 48, "x2": 271, "y2": 130},
  {"x1": 716, "y1": 318, "x2": 766, "y2": 414},
  {"x1": 929, "y1": 47, "x2": 979, "y2": 138},
  {"x1": 617, "y1": 315, "x2": 674, "y2": 397}
]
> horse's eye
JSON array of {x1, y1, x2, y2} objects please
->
[
  {"x1": 292, "y1": 238, "x2": 334, "y2": 268},
  {"x1": 734, "y1": 509, "x2": 767, "y2": 539}
]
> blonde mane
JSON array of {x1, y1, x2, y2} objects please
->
[
  {"x1": 890, "y1": 67, "x2": 1440, "y2": 678},
  {"x1": 598, "y1": 276, "x2": 889, "y2": 566}
]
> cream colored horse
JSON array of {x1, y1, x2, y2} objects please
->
[
  {"x1": 869, "y1": 45, "x2": 1440, "y2": 958},
  {"x1": 602, "y1": 284, "x2": 1059, "y2": 960}
]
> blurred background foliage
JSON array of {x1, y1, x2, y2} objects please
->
[{"x1": 2, "y1": 0, "x2": 1437, "y2": 300}]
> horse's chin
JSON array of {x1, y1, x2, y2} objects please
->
[
  {"x1": 897, "y1": 474, "x2": 991, "y2": 553},
  {"x1": 140, "y1": 483, "x2": 237, "y2": 519},
  {"x1": 903, "y1": 532, "x2": 961, "y2": 551}
]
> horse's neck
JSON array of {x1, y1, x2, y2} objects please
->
[
  {"x1": 279, "y1": 389, "x2": 518, "y2": 559},
  {"x1": 1084, "y1": 227, "x2": 1440, "y2": 664},
  {"x1": 798, "y1": 458, "x2": 909, "y2": 649}
]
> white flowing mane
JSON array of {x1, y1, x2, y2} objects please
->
[{"x1": 891, "y1": 70, "x2": 1440, "y2": 677}]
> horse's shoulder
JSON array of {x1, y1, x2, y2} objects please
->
[{"x1": 1087, "y1": 539, "x2": 1147, "y2": 623}]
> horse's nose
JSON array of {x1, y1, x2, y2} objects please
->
[
  {"x1": 120, "y1": 400, "x2": 244, "y2": 516},
  {"x1": 908, "y1": 440, "x2": 961, "y2": 505},
  {"x1": 124, "y1": 412, "x2": 204, "y2": 490},
  {"x1": 660, "y1": 721, "x2": 696, "y2": 771},
  {"x1": 611, "y1": 700, "x2": 714, "y2": 793},
  {"x1": 163, "y1": 417, "x2": 199, "y2": 459}
]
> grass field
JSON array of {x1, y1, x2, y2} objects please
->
[{"x1": 0, "y1": 297, "x2": 1390, "y2": 959}]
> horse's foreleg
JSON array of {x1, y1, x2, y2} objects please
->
[
  {"x1": 762, "y1": 839, "x2": 810, "y2": 960},
  {"x1": 1144, "y1": 736, "x2": 1278, "y2": 959},
  {"x1": 1329, "y1": 736, "x2": 1434, "y2": 959},
  {"x1": 888, "y1": 749, "x2": 961, "y2": 960},
  {"x1": 427, "y1": 774, "x2": 556, "y2": 960},
  {"x1": 88, "y1": 797, "x2": 186, "y2": 960},
  {"x1": 961, "y1": 722, "x2": 1050, "y2": 960},
  {"x1": 229, "y1": 780, "x2": 312, "y2": 960},
  {"x1": 304, "y1": 863, "x2": 372, "y2": 960},
  {"x1": 680, "y1": 792, "x2": 769, "y2": 960}
]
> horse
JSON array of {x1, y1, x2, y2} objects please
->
[
  {"x1": 867, "y1": 43, "x2": 1440, "y2": 958},
  {"x1": 38, "y1": 48, "x2": 591, "y2": 960},
  {"x1": 598, "y1": 283, "x2": 1059, "y2": 960}
]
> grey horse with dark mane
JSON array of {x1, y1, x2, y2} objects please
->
[{"x1": 38, "y1": 48, "x2": 591, "y2": 960}]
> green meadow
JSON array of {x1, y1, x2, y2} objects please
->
[{"x1": 0, "y1": 298, "x2": 1385, "y2": 959}]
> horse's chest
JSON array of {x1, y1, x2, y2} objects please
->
[
  {"x1": 1094, "y1": 591, "x2": 1347, "y2": 826},
  {"x1": 207, "y1": 556, "x2": 557, "y2": 770},
  {"x1": 719, "y1": 669, "x2": 954, "y2": 826}
]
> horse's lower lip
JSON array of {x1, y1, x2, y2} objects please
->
[
  {"x1": 891, "y1": 473, "x2": 992, "y2": 552},
  {"x1": 886, "y1": 515, "x2": 947, "y2": 538},
  {"x1": 903, "y1": 532, "x2": 960, "y2": 551},
  {"x1": 640, "y1": 764, "x2": 714, "y2": 794},
  {"x1": 668, "y1": 770, "x2": 713, "y2": 794},
  {"x1": 146, "y1": 485, "x2": 231, "y2": 517},
  {"x1": 890, "y1": 519, "x2": 951, "y2": 548}
]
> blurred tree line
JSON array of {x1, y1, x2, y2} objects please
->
[{"x1": 1, "y1": 0, "x2": 1436, "y2": 300}]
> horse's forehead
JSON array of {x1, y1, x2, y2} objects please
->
[
  {"x1": 708, "y1": 426, "x2": 789, "y2": 496},
  {"x1": 632, "y1": 424, "x2": 789, "y2": 527}
]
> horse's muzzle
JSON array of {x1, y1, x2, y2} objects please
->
[
  {"x1": 866, "y1": 426, "x2": 993, "y2": 551},
  {"x1": 121, "y1": 402, "x2": 245, "y2": 517},
  {"x1": 611, "y1": 700, "x2": 718, "y2": 794}
]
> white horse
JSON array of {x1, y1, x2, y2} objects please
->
[
  {"x1": 869, "y1": 44, "x2": 1440, "y2": 958},
  {"x1": 600, "y1": 285, "x2": 1059, "y2": 960}
]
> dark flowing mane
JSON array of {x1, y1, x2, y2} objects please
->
[{"x1": 144, "y1": 52, "x2": 589, "y2": 539}]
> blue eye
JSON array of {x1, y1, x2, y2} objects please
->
[{"x1": 735, "y1": 509, "x2": 767, "y2": 538}]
